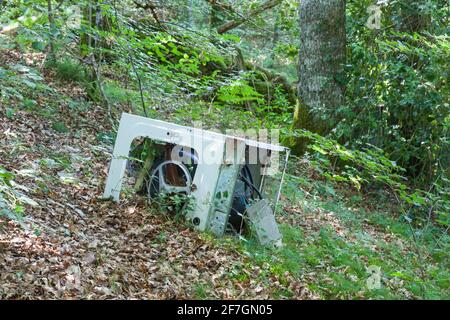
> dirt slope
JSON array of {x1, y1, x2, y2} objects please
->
[{"x1": 0, "y1": 58, "x2": 315, "y2": 298}]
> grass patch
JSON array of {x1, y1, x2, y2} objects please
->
[
  {"x1": 235, "y1": 174, "x2": 450, "y2": 299},
  {"x1": 52, "y1": 121, "x2": 69, "y2": 133},
  {"x1": 52, "y1": 59, "x2": 89, "y2": 83}
]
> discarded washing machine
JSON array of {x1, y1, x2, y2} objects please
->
[{"x1": 103, "y1": 113, "x2": 290, "y2": 245}]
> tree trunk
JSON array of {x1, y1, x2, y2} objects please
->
[
  {"x1": 81, "y1": 0, "x2": 113, "y2": 57},
  {"x1": 80, "y1": 1, "x2": 94, "y2": 57},
  {"x1": 293, "y1": 0, "x2": 346, "y2": 153},
  {"x1": 187, "y1": 0, "x2": 194, "y2": 27},
  {"x1": 271, "y1": 11, "x2": 280, "y2": 63},
  {"x1": 47, "y1": 0, "x2": 56, "y2": 61}
]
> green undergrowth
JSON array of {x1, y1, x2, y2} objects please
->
[
  {"x1": 232, "y1": 174, "x2": 449, "y2": 299},
  {"x1": 1, "y1": 36, "x2": 448, "y2": 300}
]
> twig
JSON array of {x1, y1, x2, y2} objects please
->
[{"x1": 89, "y1": 52, "x2": 116, "y2": 130}]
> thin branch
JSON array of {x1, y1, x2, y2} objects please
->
[
  {"x1": 217, "y1": 0, "x2": 282, "y2": 34},
  {"x1": 113, "y1": 0, "x2": 149, "y2": 116},
  {"x1": 205, "y1": 0, "x2": 235, "y2": 12},
  {"x1": 132, "y1": 0, "x2": 166, "y2": 29}
]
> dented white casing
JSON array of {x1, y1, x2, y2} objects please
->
[{"x1": 103, "y1": 113, "x2": 289, "y2": 235}]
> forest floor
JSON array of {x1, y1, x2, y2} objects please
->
[{"x1": 0, "y1": 47, "x2": 448, "y2": 299}]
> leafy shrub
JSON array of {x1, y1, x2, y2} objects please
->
[
  {"x1": 339, "y1": 1, "x2": 450, "y2": 186},
  {"x1": 0, "y1": 63, "x2": 48, "y2": 105},
  {"x1": 103, "y1": 81, "x2": 141, "y2": 107},
  {"x1": 217, "y1": 79, "x2": 264, "y2": 105},
  {"x1": 295, "y1": 129, "x2": 450, "y2": 228},
  {"x1": 52, "y1": 121, "x2": 69, "y2": 133},
  {"x1": 53, "y1": 59, "x2": 89, "y2": 83},
  {"x1": 0, "y1": 166, "x2": 25, "y2": 227}
]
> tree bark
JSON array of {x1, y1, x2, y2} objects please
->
[
  {"x1": 134, "y1": 140, "x2": 155, "y2": 192},
  {"x1": 293, "y1": 0, "x2": 346, "y2": 153},
  {"x1": 80, "y1": 1, "x2": 94, "y2": 57},
  {"x1": 271, "y1": 11, "x2": 280, "y2": 62},
  {"x1": 47, "y1": 0, "x2": 56, "y2": 60}
]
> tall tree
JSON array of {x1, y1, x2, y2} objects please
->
[
  {"x1": 293, "y1": 0, "x2": 346, "y2": 152},
  {"x1": 47, "y1": 0, "x2": 56, "y2": 60},
  {"x1": 271, "y1": 10, "x2": 281, "y2": 63}
]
